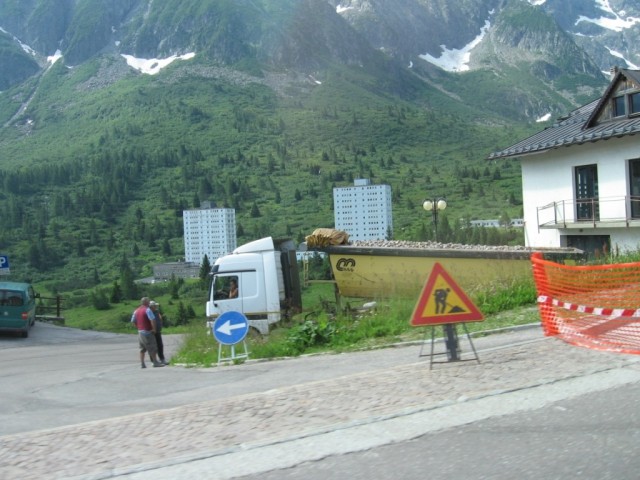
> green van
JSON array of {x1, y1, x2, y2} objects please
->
[{"x1": 0, "y1": 281, "x2": 38, "y2": 338}]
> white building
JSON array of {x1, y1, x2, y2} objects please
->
[
  {"x1": 469, "y1": 219, "x2": 524, "y2": 228},
  {"x1": 489, "y1": 68, "x2": 640, "y2": 257},
  {"x1": 333, "y1": 179, "x2": 393, "y2": 241},
  {"x1": 153, "y1": 261, "x2": 200, "y2": 280},
  {"x1": 183, "y1": 203, "x2": 236, "y2": 264}
]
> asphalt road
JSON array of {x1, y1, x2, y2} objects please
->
[
  {"x1": 237, "y1": 382, "x2": 640, "y2": 480},
  {"x1": 2, "y1": 320, "x2": 639, "y2": 479},
  {"x1": 0, "y1": 320, "x2": 540, "y2": 436}
]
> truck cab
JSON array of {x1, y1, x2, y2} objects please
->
[{"x1": 206, "y1": 237, "x2": 301, "y2": 335}]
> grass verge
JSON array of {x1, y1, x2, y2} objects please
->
[{"x1": 171, "y1": 278, "x2": 541, "y2": 366}]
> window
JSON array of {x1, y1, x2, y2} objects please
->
[
  {"x1": 0, "y1": 290, "x2": 24, "y2": 306},
  {"x1": 630, "y1": 159, "x2": 640, "y2": 218},
  {"x1": 575, "y1": 165, "x2": 599, "y2": 221},
  {"x1": 631, "y1": 93, "x2": 640, "y2": 115},
  {"x1": 213, "y1": 275, "x2": 239, "y2": 300},
  {"x1": 613, "y1": 96, "x2": 626, "y2": 117},
  {"x1": 598, "y1": 78, "x2": 640, "y2": 121},
  {"x1": 565, "y1": 235, "x2": 610, "y2": 259}
]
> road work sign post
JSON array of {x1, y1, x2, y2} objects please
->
[
  {"x1": 209, "y1": 311, "x2": 250, "y2": 365},
  {"x1": 411, "y1": 262, "x2": 484, "y2": 368}
]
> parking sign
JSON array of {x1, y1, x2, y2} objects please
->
[{"x1": 0, "y1": 255, "x2": 10, "y2": 275}]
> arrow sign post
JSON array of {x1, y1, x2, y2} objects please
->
[
  {"x1": 211, "y1": 311, "x2": 250, "y2": 364},
  {"x1": 212, "y1": 311, "x2": 249, "y2": 345}
]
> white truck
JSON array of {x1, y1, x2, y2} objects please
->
[{"x1": 206, "y1": 237, "x2": 302, "y2": 335}]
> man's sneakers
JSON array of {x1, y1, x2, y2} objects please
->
[{"x1": 140, "y1": 360, "x2": 167, "y2": 368}]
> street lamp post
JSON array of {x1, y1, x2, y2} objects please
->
[
  {"x1": 422, "y1": 197, "x2": 460, "y2": 361},
  {"x1": 422, "y1": 197, "x2": 447, "y2": 243}
]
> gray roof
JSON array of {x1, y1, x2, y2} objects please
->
[{"x1": 488, "y1": 69, "x2": 640, "y2": 160}]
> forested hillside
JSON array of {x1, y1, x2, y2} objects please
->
[
  {"x1": 0, "y1": 52, "x2": 532, "y2": 293},
  {"x1": 0, "y1": 0, "x2": 619, "y2": 299}
]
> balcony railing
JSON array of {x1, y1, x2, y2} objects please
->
[{"x1": 537, "y1": 195, "x2": 640, "y2": 229}]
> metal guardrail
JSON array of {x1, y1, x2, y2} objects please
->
[{"x1": 537, "y1": 195, "x2": 640, "y2": 228}]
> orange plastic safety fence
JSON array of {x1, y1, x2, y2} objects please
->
[{"x1": 531, "y1": 252, "x2": 640, "y2": 355}]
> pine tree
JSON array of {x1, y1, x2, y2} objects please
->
[
  {"x1": 199, "y1": 254, "x2": 212, "y2": 283},
  {"x1": 250, "y1": 202, "x2": 261, "y2": 217},
  {"x1": 119, "y1": 255, "x2": 138, "y2": 300},
  {"x1": 170, "y1": 275, "x2": 180, "y2": 299},
  {"x1": 176, "y1": 301, "x2": 189, "y2": 325},
  {"x1": 91, "y1": 289, "x2": 110, "y2": 310},
  {"x1": 162, "y1": 238, "x2": 171, "y2": 256},
  {"x1": 110, "y1": 280, "x2": 123, "y2": 303}
]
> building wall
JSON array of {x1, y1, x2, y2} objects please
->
[
  {"x1": 183, "y1": 207, "x2": 236, "y2": 264},
  {"x1": 470, "y1": 219, "x2": 523, "y2": 228},
  {"x1": 333, "y1": 179, "x2": 393, "y2": 241},
  {"x1": 153, "y1": 262, "x2": 200, "y2": 280},
  {"x1": 520, "y1": 136, "x2": 640, "y2": 251}
]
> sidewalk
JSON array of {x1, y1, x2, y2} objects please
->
[{"x1": 1, "y1": 334, "x2": 639, "y2": 479}]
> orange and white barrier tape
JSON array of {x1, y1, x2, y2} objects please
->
[{"x1": 537, "y1": 295, "x2": 640, "y2": 318}]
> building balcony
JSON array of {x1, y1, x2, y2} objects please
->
[{"x1": 537, "y1": 195, "x2": 640, "y2": 230}]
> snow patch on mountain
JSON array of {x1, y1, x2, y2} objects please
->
[
  {"x1": 605, "y1": 46, "x2": 639, "y2": 69},
  {"x1": 0, "y1": 26, "x2": 37, "y2": 57},
  {"x1": 336, "y1": 5, "x2": 354, "y2": 14},
  {"x1": 536, "y1": 112, "x2": 551, "y2": 122},
  {"x1": 121, "y1": 53, "x2": 196, "y2": 75},
  {"x1": 48, "y1": 50, "x2": 63, "y2": 65},
  {"x1": 576, "y1": 0, "x2": 640, "y2": 32},
  {"x1": 419, "y1": 14, "x2": 493, "y2": 72}
]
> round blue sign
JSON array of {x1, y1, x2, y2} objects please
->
[{"x1": 212, "y1": 311, "x2": 249, "y2": 345}]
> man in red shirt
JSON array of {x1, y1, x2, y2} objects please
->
[{"x1": 131, "y1": 297, "x2": 165, "y2": 368}]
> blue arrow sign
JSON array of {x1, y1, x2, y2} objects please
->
[{"x1": 212, "y1": 311, "x2": 249, "y2": 345}]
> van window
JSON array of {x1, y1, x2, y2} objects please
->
[{"x1": 0, "y1": 290, "x2": 24, "y2": 306}]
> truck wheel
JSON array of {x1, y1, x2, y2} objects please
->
[{"x1": 21, "y1": 329, "x2": 29, "y2": 338}]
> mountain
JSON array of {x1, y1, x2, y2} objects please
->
[
  {"x1": 0, "y1": 0, "x2": 635, "y2": 292},
  {"x1": 2, "y1": 0, "x2": 630, "y2": 120},
  {"x1": 332, "y1": 0, "x2": 640, "y2": 74}
]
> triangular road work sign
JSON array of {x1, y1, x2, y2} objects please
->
[{"x1": 411, "y1": 262, "x2": 484, "y2": 326}]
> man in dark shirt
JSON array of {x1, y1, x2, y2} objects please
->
[{"x1": 149, "y1": 300, "x2": 168, "y2": 365}]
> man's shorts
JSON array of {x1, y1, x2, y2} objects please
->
[{"x1": 138, "y1": 331, "x2": 158, "y2": 356}]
